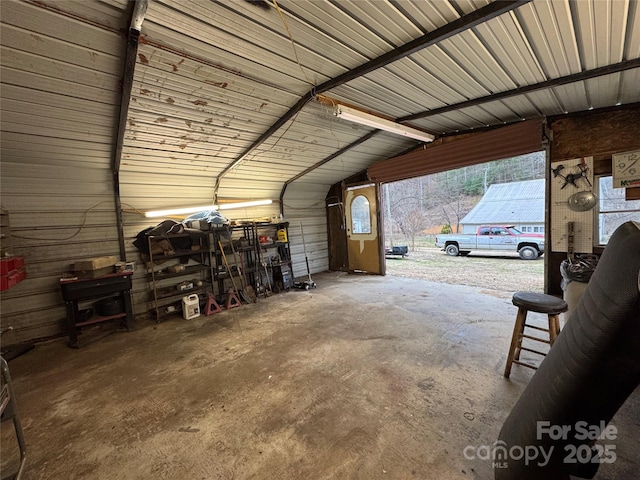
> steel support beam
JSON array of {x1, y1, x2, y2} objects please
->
[
  {"x1": 279, "y1": 131, "x2": 380, "y2": 216},
  {"x1": 215, "y1": 0, "x2": 529, "y2": 200},
  {"x1": 113, "y1": 0, "x2": 148, "y2": 259},
  {"x1": 400, "y1": 59, "x2": 640, "y2": 123},
  {"x1": 316, "y1": 0, "x2": 528, "y2": 93}
]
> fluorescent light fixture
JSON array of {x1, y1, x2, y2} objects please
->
[
  {"x1": 145, "y1": 205, "x2": 217, "y2": 218},
  {"x1": 334, "y1": 104, "x2": 435, "y2": 143},
  {"x1": 217, "y1": 199, "x2": 272, "y2": 210},
  {"x1": 144, "y1": 199, "x2": 273, "y2": 218}
]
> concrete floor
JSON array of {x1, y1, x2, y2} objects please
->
[{"x1": 1, "y1": 272, "x2": 638, "y2": 479}]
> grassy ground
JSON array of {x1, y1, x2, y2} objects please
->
[{"x1": 385, "y1": 239, "x2": 544, "y2": 293}]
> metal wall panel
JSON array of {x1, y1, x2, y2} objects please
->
[
  {"x1": 472, "y1": 13, "x2": 546, "y2": 86},
  {"x1": 119, "y1": 39, "x2": 300, "y2": 188},
  {"x1": 279, "y1": 129, "x2": 417, "y2": 279},
  {"x1": 208, "y1": 102, "x2": 412, "y2": 194},
  {"x1": 550, "y1": 83, "x2": 590, "y2": 113},
  {"x1": 584, "y1": 75, "x2": 623, "y2": 109},
  {"x1": 627, "y1": 2, "x2": 640, "y2": 59},
  {"x1": 514, "y1": 1, "x2": 581, "y2": 78},
  {"x1": 524, "y1": 89, "x2": 567, "y2": 115},
  {"x1": 0, "y1": 0, "x2": 127, "y2": 344},
  {"x1": 572, "y1": 0, "x2": 629, "y2": 69},
  {"x1": 282, "y1": 183, "x2": 330, "y2": 279},
  {"x1": 280, "y1": 1, "x2": 392, "y2": 58},
  {"x1": 620, "y1": 69, "x2": 640, "y2": 104}
]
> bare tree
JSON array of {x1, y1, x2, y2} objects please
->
[{"x1": 393, "y1": 208, "x2": 427, "y2": 250}]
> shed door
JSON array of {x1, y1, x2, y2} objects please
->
[{"x1": 345, "y1": 184, "x2": 384, "y2": 274}]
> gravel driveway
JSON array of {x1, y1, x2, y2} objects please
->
[{"x1": 385, "y1": 245, "x2": 544, "y2": 293}]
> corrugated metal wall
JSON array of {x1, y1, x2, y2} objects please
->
[
  {"x1": 0, "y1": 0, "x2": 128, "y2": 344},
  {"x1": 282, "y1": 183, "x2": 330, "y2": 279},
  {"x1": 281, "y1": 130, "x2": 411, "y2": 279}
]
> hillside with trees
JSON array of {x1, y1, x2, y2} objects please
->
[{"x1": 383, "y1": 152, "x2": 545, "y2": 249}]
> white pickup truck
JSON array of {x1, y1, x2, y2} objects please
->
[{"x1": 435, "y1": 225, "x2": 545, "y2": 260}]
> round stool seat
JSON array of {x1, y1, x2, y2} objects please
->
[{"x1": 512, "y1": 291, "x2": 568, "y2": 315}]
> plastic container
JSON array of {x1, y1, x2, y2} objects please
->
[
  {"x1": 182, "y1": 294, "x2": 200, "y2": 320},
  {"x1": 277, "y1": 229, "x2": 288, "y2": 243}
]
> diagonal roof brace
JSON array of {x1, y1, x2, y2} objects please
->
[
  {"x1": 279, "y1": 130, "x2": 380, "y2": 216},
  {"x1": 399, "y1": 59, "x2": 640, "y2": 123},
  {"x1": 315, "y1": 0, "x2": 530, "y2": 92},
  {"x1": 213, "y1": 0, "x2": 530, "y2": 201}
]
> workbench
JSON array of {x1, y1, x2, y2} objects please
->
[{"x1": 59, "y1": 272, "x2": 134, "y2": 348}]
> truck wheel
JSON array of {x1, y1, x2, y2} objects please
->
[
  {"x1": 519, "y1": 246, "x2": 539, "y2": 260},
  {"x1": 445, "y1": 244, "x2": 459, "y2": 256}
]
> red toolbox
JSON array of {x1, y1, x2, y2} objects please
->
[
  {"x1": 0, "y1": 256, "x2": 26, "y2": 291},
  {"x1": 1, "y1": 256, "x2": 24, "y2": 274}
]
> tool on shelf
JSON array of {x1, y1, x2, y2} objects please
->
[
  {"x1": 263, "y1": 262, "x2": 273, "y2": 295},
  {"x1": 227, "y1": 226, "x2": 257, "y2": 303},
  {"x1": 238, "y1": 247, "x2": 257, "y2": 302},
  {"x1": 217, "y1": 240, "x2": 247, "y2": 305},
  {"x1": 293, "y1": 221, "x2": 317, "y2": 290},
  {"x1": 253, "y1": 223, "x2": 272, "y2": 297}
]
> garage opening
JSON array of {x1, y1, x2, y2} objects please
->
[{"x1": 382, "y1": 152, "x2": 546, "y2": 293}]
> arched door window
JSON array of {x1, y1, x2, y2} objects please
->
[{"x1": 351, "y1": 195, "x2": 371, "y2": 234}]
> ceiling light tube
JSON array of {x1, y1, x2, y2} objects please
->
[
  {"x1": 217, "y1": 199, "x2": 273, "y2": 210},
  {"x1": 334, "y1": 104, "x2": 435, "y2": 143},
  {"x1": 145, "y1": 205, "x2": 218, "y2": 218},
  {"x1": 144, "y1": 199, "x2": 273, "y2": 218}
]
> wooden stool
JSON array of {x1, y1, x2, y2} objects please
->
[{"x1": 504, "y1": 291, "x2": 568, "y2": 378}]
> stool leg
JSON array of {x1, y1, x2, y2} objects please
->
[
  {"x1": 548, "y1": 314, "x2": 561, "y2": 345},
  {"x1": 514, "y1": 308, "x2": 528, "y2": 361},
  {"x1": 504, "y1": 307, "x2": 527, "y2": 378}
]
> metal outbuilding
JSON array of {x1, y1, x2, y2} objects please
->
[{"x1": 1, "y1": 0, "x2": 639, "y2": 343}]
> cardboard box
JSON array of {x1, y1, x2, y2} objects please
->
[
  {"x1": 73, "y1": 255, "x2": 118, "y2": 272},
  {"x1": 74, "y1": 266, "x2": 114, "y2": 279}
]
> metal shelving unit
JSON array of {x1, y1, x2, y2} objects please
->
[
  {"x1": 147, "y1": 231, "x2": 214, "y2": 322},
  {"x1": 211, "y1": 224, "x2": 258, "y2": 300},
  {"x1": 254, "y1": 222, "x2": 293, "y2": 293},
  {"x1": 211, "y1": 222, "x2": 292, "y2": 298}
]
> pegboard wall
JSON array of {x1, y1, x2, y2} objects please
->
[{"x1": 550, "y1": 156, "x2": 594, "y2": 254}]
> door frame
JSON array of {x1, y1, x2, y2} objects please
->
[{"x1": 344, "y1": 181, "x2": 385, "y2": 275}]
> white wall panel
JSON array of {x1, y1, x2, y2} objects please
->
[
  {"x1": 0, "y1": 0, "x2": 126, "y2": 344},
  {"x1": 283, "y1": 182, "x2": 331, "y2": 279},
  {"x1": 619, "y1": 69, "x2": 640, "y2": 104}
]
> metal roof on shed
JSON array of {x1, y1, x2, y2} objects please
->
[{"x1": 461, "y1": 179, "x2": 545, "y2": 225}]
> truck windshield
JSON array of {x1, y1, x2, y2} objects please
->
[{"x1": 507, "y1": 227, "x2": 522, "y2": 235}]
